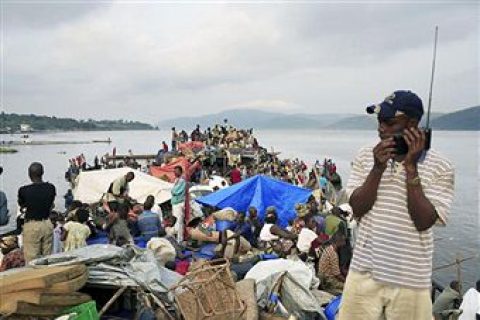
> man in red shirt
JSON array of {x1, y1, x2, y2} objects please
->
[
  {"x1": 230, "y1": 165, "x2": 242, "y2": 184},
  {"x1": 162, "y1": 141, "x2": 169, "y2": 152}
]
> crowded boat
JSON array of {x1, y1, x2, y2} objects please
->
[{"x1": 0, "y1": 121, "x2": 476, "y2": 320}]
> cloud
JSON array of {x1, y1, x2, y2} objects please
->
[
  {"x1": 226, "y1": 99, "x2": 304, "y2": 113},
  {"x1": 3, "y1": 2, "x2": 478, "y2": 122},
  {"x1": 3, "y1": 2, "x2": 108, "y2": 30}
]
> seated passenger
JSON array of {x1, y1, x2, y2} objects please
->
[
  {"x1": 0, "y1": 235, "x2": 25, "y2": 271},
  {"x1": 258, "y1": 206, "x2": 297, "y2": 256},
  {"x1": 137, "y1": 195, "x2": 163, "y2": 241},
  {"x1": 318, "y1": 233, "x2": 347, "y2": 295}
]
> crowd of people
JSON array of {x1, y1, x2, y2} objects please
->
[{"x1": 1, "y1": 90, "x2": 478, "y2": 319}]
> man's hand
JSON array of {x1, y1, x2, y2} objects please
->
[
  {"x1": 373, "y1": 138, "x2": 395, "y2": 171},
  {"x1": 403, "y1": 128, "x2": 425, "y2": 169}
]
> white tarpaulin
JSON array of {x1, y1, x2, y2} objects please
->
[
  {"x1": 245, "y1": 259, "x2": 325, "y2": 319},
  {"x1": 73, "y1": 168, "x2": 173, "y2": 204}
]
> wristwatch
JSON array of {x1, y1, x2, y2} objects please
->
[{"x1": 407, "y1": 176, "x2": 421, "y2": 186}]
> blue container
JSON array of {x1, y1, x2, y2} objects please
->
[
  {"x1": 134, "y1": 238, "x2": 147, "y2": 248},
  {"x1": 324, "y1": 295, "x2": 342, "y2": 320},
  {"x1": 259, "y1": 253, "x2": 279, "y2": 260},
  {"x1": 215, "y1": 220, "x2": 236, "y2": 232},
  {"x1": 86, "y1": 233, "x2": 109, "y2": 245}
]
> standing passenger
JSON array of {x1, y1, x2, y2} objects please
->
[
  {"x1": 171, "y1": 166, "x2": 186, "y2": 244},
  {"x1": 18, "y1": 162, "x2": 56, "y2": 263},
  {"x1": 338, "y1": 91, "x2": 455, "y2": 320}
]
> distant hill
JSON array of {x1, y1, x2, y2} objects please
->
[
  {"x1": 159, "y1": 107, "x2": 479, "y2": 131},
  {"x1": 158, "y1": 109, "x2": 355, "y2": 130},
  {"x1": 327, "y1": 115, "x2": 377, "y2": 130},
  {"x1": 430, "y1": 106, "x2": 480, "y2": 130},
  {"x1": 325, "y1": 112, "x2": 446, "y2": 130},
  {"x1": 0, "y1": 112, "x2": 154, "y2": 132}
]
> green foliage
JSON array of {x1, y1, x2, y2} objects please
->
[{"x1": 0, "y1": 112, "x2": 153, "y2": 131}]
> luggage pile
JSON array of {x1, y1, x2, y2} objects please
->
[{"x1": 0, "y1": 264, "x2": 92, "y2": 317}]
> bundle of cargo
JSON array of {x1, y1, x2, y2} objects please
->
[
  {"x1": 0, "y1": 264, "x2": 92, "y2": 317},
  {"x1": 170, "y1": 259, "x2": 246, "y2": 320}
]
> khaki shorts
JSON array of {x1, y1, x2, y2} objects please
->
[
  {"x1": 337, "y1": 271, "x2": 432, "y2": 320},
  {"x1": 22, "y1": 219, "x2": 54, "y2": 263}
]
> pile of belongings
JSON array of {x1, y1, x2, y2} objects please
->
[
  {"x1": 0, "y1": 264, "x2": 90, "y2": 317},
  {"x1": 29, "y1": 244, "x2": 182, "y2": 296},
  {"x1": 245, "y1": 259, "x2": 327, "y2": 320}
]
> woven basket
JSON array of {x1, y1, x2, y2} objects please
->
[{"x1": 171, "y1": 259, "x2": 245, "y2": 320}]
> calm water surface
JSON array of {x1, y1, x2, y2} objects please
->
[{"x1": 0, "y1": 129, "x2": 478, "y2": 289}]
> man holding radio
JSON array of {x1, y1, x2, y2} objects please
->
[{"x1": 338, "y1": 91, "x2": 454, "y2": 320}]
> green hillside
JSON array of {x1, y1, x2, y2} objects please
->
[{"x1": 0, "y1": 112, "x2": 154, "y2": 132}]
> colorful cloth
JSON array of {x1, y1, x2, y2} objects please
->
[
  {"x1": 324, "y1": 215, "x2": 345, "y2": 237},
  {"x1": 0, "y1": 248, "x2": 25, "y2": 271},
  {"x1": 319, "y1": 245, "x2": 341, "y2": 277}
]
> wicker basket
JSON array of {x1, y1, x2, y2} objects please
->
[{"x1": 171, "y1": 259, "x2": 245, "y2": 320}]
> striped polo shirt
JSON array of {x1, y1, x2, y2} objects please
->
[{"x1": 346, "y1": 146, "x2": 454, "y2": 289}]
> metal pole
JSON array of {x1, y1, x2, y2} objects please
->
[
  {"x1": 426, "y1": 26, "x2": 438, "y2": 129},
  {"x1": 456, "y1": 252, "x2": 463, "y2": 294}
]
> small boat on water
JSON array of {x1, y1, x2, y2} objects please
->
[
  {"x1": 92, "y1": 138, "x2": 112, "y2": 143},
  {"x1": 0, "y1": 147, "x2": 18, "y2": 153}
]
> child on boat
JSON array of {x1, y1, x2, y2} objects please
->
[
  {"x1": 62, "y1": 208, "x2": 91, "y2": 252},
  {"x1": 50, "y1": 211, "x2": 65, "y2": 254}
]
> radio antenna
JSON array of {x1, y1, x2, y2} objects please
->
[{"x1": 426, "y1": 26, "x2": 438, "y2": 129}]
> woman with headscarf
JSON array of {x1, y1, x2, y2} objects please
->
[{"x1": 0, "y1": 235, "x2": 25, "y2": 272}]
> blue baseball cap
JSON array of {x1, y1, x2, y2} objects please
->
[{"x1": 366, "y1": 90, "x2": 424, "y2": 121}]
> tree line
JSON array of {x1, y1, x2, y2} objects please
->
[{"x1": 0, "y1": 112, "x2": 154, "y2": 132}]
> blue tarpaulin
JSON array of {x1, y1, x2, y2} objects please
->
[{"x1": 196, "y1": 175, "x2": 312, "y2": 227}]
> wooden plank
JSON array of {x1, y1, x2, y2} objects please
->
[
  {"x1": 40, "y1": 292, "x2": 91, "y2": 306},
  {"x1": 45, "y1": 270, "x2": 89, "y2": 293},
  {"x1": 0, "y1": 292, "x2": 91, "y2": 314},
  {"x1": 0, "y1": 265, "x2": 87, "y2": 294},
  {"x1": 12, "y1": 302, "x2": 68, "y2": 316}
]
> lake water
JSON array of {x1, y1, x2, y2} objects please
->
[{"x1": 1, "y1": 129, "x2": 478, "y2": 290}]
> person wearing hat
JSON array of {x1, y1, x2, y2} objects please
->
[
  {"x1": 290, "y1": 203, "x2": 310, "y2": 234},
  {"x1": 324, "y1": 206, "x2": 348, "y2": 238},
  {"x1": 0, "y1": 167, "x2": 9, "y2": 226},
  {"x1": 0, "y1": 235, "x2": 25, "y2": 271},
  {"x1": 338, "y1": 91, "x2": 454, "y2": 320}
]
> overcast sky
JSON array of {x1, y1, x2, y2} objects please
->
[{"x1": 1, "y1": 1, "x2": 478, "y2": 123}]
